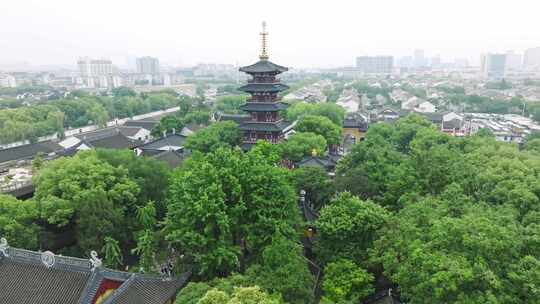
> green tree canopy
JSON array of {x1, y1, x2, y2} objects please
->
[
  {"x1": 95, "y1": 149, "x2": 170, "y2": 215},
  {"x1": 286, "y1": 102, "x2": 345, "y2": 126},
  {"x1": 164, "y1": 146, "x2": 300, "y2": 279},
  {"x1": 185, "y1": 121, "x2": 241, "y2": 153},
  {"x1": 290, "y1": 166, "x2": 335, "y2": 210},
  {"x1": 315, "y1": 192, "x2": 390, "y2": 265},
  {"x1": 322, "y1": 259, "x2": 374, "y2": 303},
  {"x1": 0, "y1": 194, "x2": 40, "y2": 249},
  {"x1": 246, "y1": 235, "x2": 314, "y2": 304},
  {"x1": 34, "y1": 150, "x2": 140, "y2": 256},
  {"x1": 295, "y1": 115, "x2": 342, "y2": 146},
  {"x1": 151, "y1": 116, "x2": 185, "y2": 138},
  {"x1": 280, "y1": 132, "x2": 327, "y2": 162},
  {"x1": 216, "y1": 95, "x2": 248, "y2": 114}
]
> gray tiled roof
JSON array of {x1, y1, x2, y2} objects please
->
[
  {"x1": 0, "y1": 259, "x2": 90, "y2": 304},
  {"x1": 239, "y1": 120, "x2": 294, "y2": 132},
  {"x1": 0, "y1": 141, "x2": 62, "y2": 164},
  {"x1": 238, "y1": 83, "x2": 289, "y2": 93},
  {"x1": 87, "y1": 133, "x2": 139, "y2": 150},
  {"x1": 104, "y1": 273, "x2": 190, "y2": 304},
  {"x1": 218, "y1": 113, "x2": 250, "y2": 124},
  {"x1": 0, "y1": 242, "x2": 191, "y2": 304},
  {"x1": 239, "y1": 60, "x2": 288, "y2": 74},
  {"x1": 124, "y1": 120, "x2": 159, "y2": 131},
  {"x1": 139, "y1": 134, "x2": 187, "y2": 151},
  {"x1": 297, "y1": 156, "x2": 336, "y2": 170},
  {"x1": 118, "y1": 126, "x2": 144, "y2": 137},
  {"x1": 239, "y1": 102, "x2": 289, "y2": 112}
]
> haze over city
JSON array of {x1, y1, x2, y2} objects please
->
[
  {"x1": 4, "y1": 0, "x2": 540, "y2": 303},
  {"x1": 1, "y1": 0, "x2": 539, "y2": 68}
]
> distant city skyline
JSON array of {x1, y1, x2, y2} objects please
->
[{"x1": 1, "y1": 0, "x2": 539, "y2": 69}]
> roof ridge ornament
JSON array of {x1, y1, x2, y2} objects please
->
[
  {"x1": 260, "y1": 21, "x2": 269, "y2": 60},
  {"x1": 0, "y1": 237, "x2": 9, "y2": 257},
  {"x1": 41, "y1": 251, "x2": 55, "y2": 268},
  {"x1": 90, "y1": 250, "x2": 102, "y2": 271}
]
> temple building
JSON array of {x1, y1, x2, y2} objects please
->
[
  {"x1": 0, "y1": 238, "x2": 190, "y2": 304},
  {"x1": 237, "y1": 22, "x2": 295, "y2": 149}
]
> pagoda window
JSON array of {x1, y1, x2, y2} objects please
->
[
  {"x1": 266, "y1": 112, "x2": 272, "y2": 122},
  {"x1": 251, "y1": 112, "x2": 257, "y2": 121}
]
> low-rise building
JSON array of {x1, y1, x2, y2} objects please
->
[{"x1": 0, "y1": 239, "x2": 190, "y2": 304}]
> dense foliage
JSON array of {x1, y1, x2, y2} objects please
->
[
  {"x1": 0, "y1": 194, "x2": 40, "y2": 249},
  {"x1": 164, "y1": 144, "x2": 302, "y2": 279},
  {"x1": 296, "y1": 115, "x2": 342, "y2": 146},
  {"x1": 3, "y1": 106, "x2": 540, "y2": 303},
  {"x1": 280, "y1": 132, "x2": 327, "y2": 162},
  {"x1": 335, "y1": 114, "x2": 540, "y2": 303},
  {"x1": 185, "y1": 121, "x2": 242, "y2": 153},
  {"x1": 0, "y1": 89, "x2": 182, "y2": 144},
  {"x1": 216, "y1": 95, "x2": 248, "y2": 114},
  {"x1": 286, "y1": 102, "x2": 345, "y2": 126}
]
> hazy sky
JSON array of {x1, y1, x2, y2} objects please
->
[{"x1": 1, "y1": 0, "x2": 539, "y2": 68}]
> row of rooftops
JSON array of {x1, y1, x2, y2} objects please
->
[
  {"x1": 0, "y1": 115, "x2": 202, "y2": 167},
  {"x1": 0, "y1": 119, "x2": 195, "y2": 196}
]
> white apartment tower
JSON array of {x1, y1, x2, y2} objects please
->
[
  {"x1": 356, "y1": 56, "x2": 394, "y2": 75},
  {"x1": 77, "y1": 57, "x2": 114, "y2": 77},
  {"x1": 524, "y1": 47, "x2": 540, "y2": 70},
  {"x1": 136, "y1": 56, "x2": 160, "y2": 75},
  {"x1": 480, "y1": 53, "x2": 506, "y2": 79}
]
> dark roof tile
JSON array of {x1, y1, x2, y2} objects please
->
[
  {"x1": 239, "y1": 60, "x2": 288, "y2": 74},
  {"x1": 238, "y1": 83, "x2": 289, "y2": 93},
  {"x1": 239, "y1": 102, "x2": 289, "y2": 112},
  {"x1": 0, "y1": 141, "x2": 62, "y2": 164}
]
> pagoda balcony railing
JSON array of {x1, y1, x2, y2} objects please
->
[{"x1": 247, "y1": 78, "x2": 280, "y2": 84}]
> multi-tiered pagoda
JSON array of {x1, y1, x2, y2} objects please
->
[{"x1": 237, "y1": 22, "x2": 294, "y2": 149}]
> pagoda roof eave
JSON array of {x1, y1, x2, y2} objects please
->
[
  {"x1": 239, "y1": 102, "x2": 289, "y2": 112},
  {"x1": 239, "y1": 60, "x2": 289, "y2": 74},
  {"x1": 238, "y1": 83, "x2": 289, "y2": 93},
  {"x1": 239, "y1": 120, "x2": 294, "y2": 132}
]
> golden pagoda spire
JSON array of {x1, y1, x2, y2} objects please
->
[{"x1": 260, "y1": 21, "x2": 269, "y2": 60}]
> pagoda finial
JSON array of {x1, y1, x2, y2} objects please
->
[{"x1": 260, "y1": 21, "x2": 269, "y2": 60}]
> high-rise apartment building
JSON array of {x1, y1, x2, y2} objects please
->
[
  {"x1": 431, "y1": 55, "x2": 442, "y2": 67},
  {"x1": 505, "y1": 51, "x2": 522, "y2": 70},
  {"x1": 414, "y1": 49, "x2": 426, "y2": 67},
  {"x1": 355, "y1": 56, "x2": 394, "y2": 74},
  {"x1": 0, "y1": 75, "x2": 16, "y2": 88},
  {"x1": 77, "y1": 57, "x2": 114, "y2": 77},
  {"x1": 524, "y1": 47, "x2": 540, "y2": 70},
  {"x1": 481, "y1": 53, "x2": 506, "y2": 79},
  {"x1": 136, "y1": 56, "x2": 160, "y2": 75}
]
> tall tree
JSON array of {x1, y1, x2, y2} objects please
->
[
  {"x1": 34, "y1": 150, "x2": 139, "y2": 256},
  {"x1": 95, "y1": 149, "x2": 170, "y2": 216},
  {"x1": 185, "y1": 121, "x2": 241, "y2": 153},
  {"x1": 280, "y1": 132, "x2": 327, "y2": 162},
  {"x1": 0, "y1": 194, "x2": 40, "y2": 249},
  {"x1": 290, "y1": 166, "x2": 334, "y2": 210},
  {"x1": 164, "y1": 146, "x2": 300, "y2": 279},
  {"x1": 216, "y1": 95, "x2": 248, "y2": 114},
  {"x1": 315, "y1": 192, "x2": 389, "y2": 265},
  {"x1": 246, "y1": 235, "x2": 315, "y2": 304},
  {"x1": 286, "y1": 102, "x2": 345, "y2": 126},
  {"x1": 296, "y1": 115, "x2": 342, "y2": 146},
  {"x1": 322, "y1": 259, "x2": 374, "y2": 303}
]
